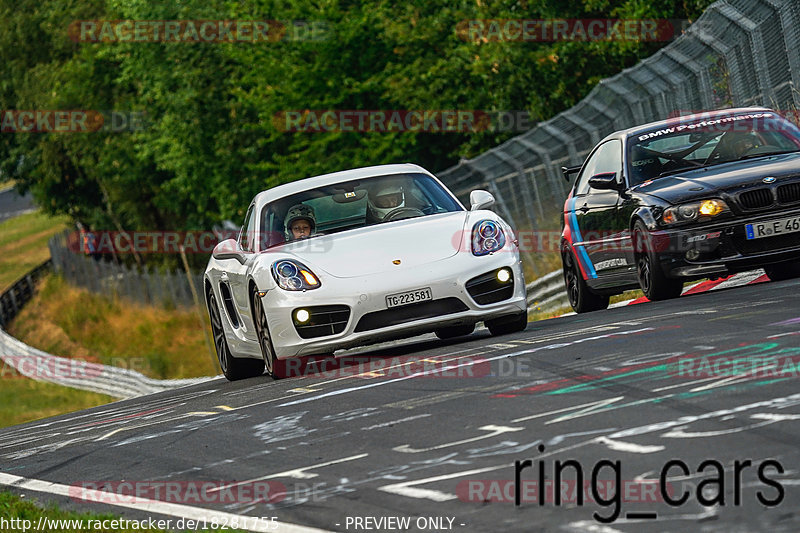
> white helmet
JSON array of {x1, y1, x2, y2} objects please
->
[{"x1": 367, "y1": 184, "x2": 405, "y2": 222}]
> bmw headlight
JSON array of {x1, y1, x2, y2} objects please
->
[
  {"x1": 661, "y1": 199, "x2": 730, "y2": 226},
  {"x1": 271, "y1": 260, "x2": 321, "y2": 291},
  {"x1": 472, "y1": 219, "x2": 506, "y2": 256}
]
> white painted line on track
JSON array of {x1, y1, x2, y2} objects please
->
[
  {"x1": 206, "y1": 453, "x2": 369, "y2": 493},
  {"x1": 0, "y1": 472, "x2": 331, "y2": 533}
]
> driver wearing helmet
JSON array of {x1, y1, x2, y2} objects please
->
[
  {"x1": 284, "y1": 204, "x2": 316, "y2": 241},
  {"x1": 367, "y1": 183, "x2": 405, "y2": 223}
]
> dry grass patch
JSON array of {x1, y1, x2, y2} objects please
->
[
  {"x1": 0, "y1": 211, "x2": 69, "y2": 291},
  {"x1": 8, "y1": 275, "x2": 218, "y2": 379}
]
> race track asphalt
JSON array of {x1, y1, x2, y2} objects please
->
[{"x1": 1, "y1": 278, "x2": 799, "y2": 532}]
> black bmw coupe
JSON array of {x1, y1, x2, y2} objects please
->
[{"x1": 560, "y1": 107, "x2": 800, "y2": 313}]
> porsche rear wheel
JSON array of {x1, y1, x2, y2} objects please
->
[
  {"x1": 207, "y1": 287, "x2": 264, "y2": 381},
  {"x1": 435, "y1": 324, "x2": 475, "y2": 340},
  {"x1": 251, "y1": 287, "x2": 284, "y2": 379},
  {"x1": 633, "y1": 221, "x2": 683, "y2": 301},
  {"x1": 765, "y1": 261, "x2": 800, "y2": 281},
  {"x1": 485, "y1": 312, "x2": 528, "y2": 336},
  {"x1": 563, "y1": 248, "x2": 608, "y2": 313}
]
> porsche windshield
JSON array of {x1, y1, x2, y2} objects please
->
[
  {"x1": 627, "y1": 113, "x2": 800, "y2": 185},
  {"x1": 258, "y1": 173, "x2": 463, "y2": 249}
]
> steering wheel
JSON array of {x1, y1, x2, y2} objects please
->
[
  {"x1": 743, "y1": 144, "x2": 782, "y2": 157},
  {"x1": 383, "y1": 207, "x2": 425, "y2": 222}
]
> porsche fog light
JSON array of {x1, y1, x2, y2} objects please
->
[
  {"x1": 295, "y1": 309, "x2": 311, "y2": 323},
  {"x1": 497, "y1": 268, "x2": 511, "y2": 283}
]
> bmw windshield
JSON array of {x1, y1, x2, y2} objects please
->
[{"x1": 627, "y1": 112, "x2": 800, "y2": 185}]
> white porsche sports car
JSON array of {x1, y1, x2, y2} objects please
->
[{"x1": 204, "y1": 163, "x2": 528, "y2": 380}]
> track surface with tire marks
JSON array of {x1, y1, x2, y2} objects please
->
[{"x1": 2, "y1": 280, "x2": 800, "y2": 532}]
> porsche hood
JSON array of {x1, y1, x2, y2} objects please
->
[{"x1": 277, "y1": 212, "x2": 471, "y2": 278}]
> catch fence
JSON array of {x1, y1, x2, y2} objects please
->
[{"x1": 437, "y1": 0, "x2": 800, "y2": 278}]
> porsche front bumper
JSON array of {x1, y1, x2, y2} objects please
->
[{"x1": 258, "y1": 253, "x2": 527, "y2": 359}]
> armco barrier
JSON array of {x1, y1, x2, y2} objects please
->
[
  {"x1": 438, "y1": 0, "x2": 800, "y2": 278},
  {"x1": 0, "y1": 260, "x2": 51, "y2": 329},
  {"x1": 0, "y1": 260, "x2": 214, "y2": 398}
]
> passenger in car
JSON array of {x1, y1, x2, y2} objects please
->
[{"x1": 284, "y1": 204, "x2": 317, "y2": 241}]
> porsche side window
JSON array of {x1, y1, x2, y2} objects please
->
[
  {"x1": 575, "y1": 140, "x2": 622, "y2": 195},
  {"x1": 239, "y1": 204, "x2": 256, "y2": 252}
]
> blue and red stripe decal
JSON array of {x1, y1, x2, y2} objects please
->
[{"x1": 566, "y1": 196, "x2": 597, "y2": 280}]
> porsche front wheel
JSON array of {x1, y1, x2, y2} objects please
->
[
  {"x1": 251, "y1": 287, "x2": 284, "y2": 379},
  {"x1": 208, "y1": 287, "x2": 264, "y2": 381}
]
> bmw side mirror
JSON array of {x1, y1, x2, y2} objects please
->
[
  {"x1": 588, "y1": 172, "x2": 623, "y2": 192},
  {"x1": 212, "y1": 238, "x2": 247, "y2": 264},
  {"x1": 470, "y1": 190, "x2": 495, "y2": 211}
]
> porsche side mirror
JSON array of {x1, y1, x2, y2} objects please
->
[
  {"x1": 470, "y1": 190, "x2": 495, "y2": 211},
  {"x1": 588, "y1": 172, "x2": 623, "y2": 192},
  {"x1": 212, "y1": 238, "x2": 247, "y2": 264}
]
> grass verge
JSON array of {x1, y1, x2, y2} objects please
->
[
  {"x1": 7, "y1": 274, "x2": 217, "y2": 380},
  {"x1": 0, "y1": 377, "x2": 114, "y2": 428},
  {"x1": 0, "y1": 210, "x2": 69, "y2": 292},
  {"x1": 0, "y1": 210, "x2": 119, "y2": 428},
  {"x1": 0, "y1": 491, "x2": 250, "y2": 533}
]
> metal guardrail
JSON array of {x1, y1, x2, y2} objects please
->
[
  {"x1": 0, "y1": 260, "x2": 51, "y2": 329},
  {"x1": 0, "y1": 329, "x2": 213, "y2": 399},
  {"x1": 525, "y1": 268, "x2": 568, "y2": 314},
  {"x1": 0, "y1": 259, "x2": 214, "y2": 398},
  {"x1": 437, "y1": 0, "x2": 800, "y2": 279}
]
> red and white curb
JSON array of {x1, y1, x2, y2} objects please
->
[{"x1": 611, "y1": 268, "x2": 768, "y2": 308}]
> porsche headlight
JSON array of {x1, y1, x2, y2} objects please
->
[
  {"x1": 661, "y1": 199, "x2": 730, "y2": 226},
  {"x1": 472, "y1": 219, "x2": 506, "y2": 256},
  {"x1": 271, "y1": 260, "x2": 321, "y2": 291}
]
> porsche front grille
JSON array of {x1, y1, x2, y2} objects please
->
[{"x1": 354, "y1": 298, "x2": 469, "y2": 332}]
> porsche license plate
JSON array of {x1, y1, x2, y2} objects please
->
[
  {"x1": 386, "y1": 287, "x2": 432, "y2": 308},
  {"x1": 745, "y1": 216, "x2": 800, "y2": 240}
]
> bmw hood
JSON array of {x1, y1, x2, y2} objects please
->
[
  {"x1": 633, "y1": 152, "x2": 800, "y2": 204},
  {"x1": 281, "y1": 212, "x2": 469, "y2": 278}
]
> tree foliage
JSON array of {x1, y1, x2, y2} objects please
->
[{"x1": 0, "y1": 0, "x2": 714, "y2": 239}]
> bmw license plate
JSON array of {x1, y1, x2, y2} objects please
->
[
  {"x1": 745, "y1": 216, "x2": 800, "y2": 240},
  {"x1": 386, "y1": 287, "x2": 432, "y2": 308}
]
